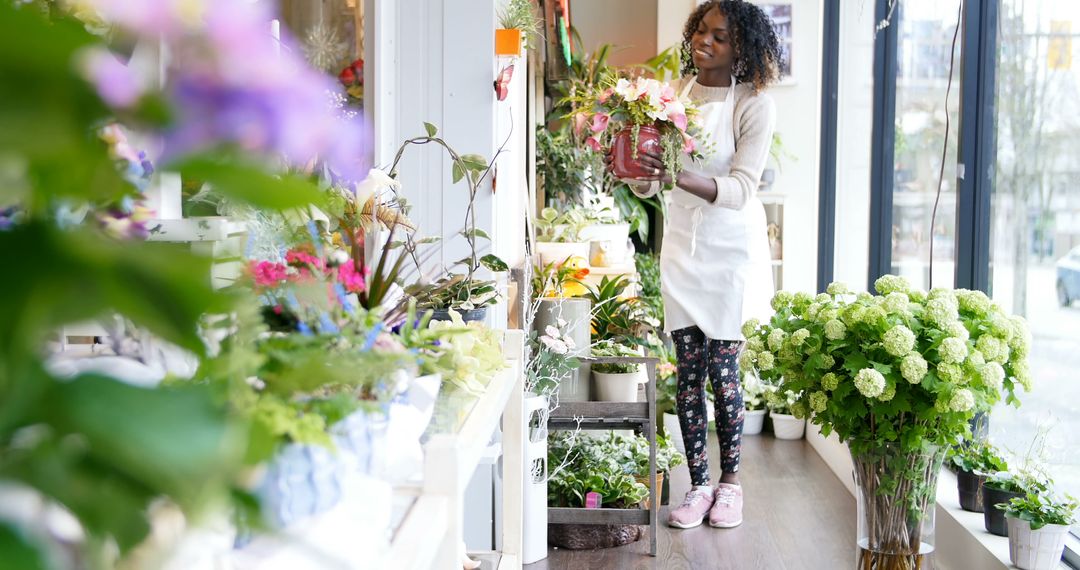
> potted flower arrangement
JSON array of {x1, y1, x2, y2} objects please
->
[
  {"x1": 1001, "y1": 491, "x2": 1078, "y2": 570},
  {"x1": 534, "y1": 206, "x2": 591, "y2": 266},
  {"x1": 741, "y1": 276, "x2": 1031, "y2": 568},
  {"x1": 742, "y1": 371, "x2": 768, "y2": 436},
  {"x1": 984, "y1": 470, "x2": 1048, "y2": 537},
  {"x1": 568, "y1": 75, "x2": 704, "y2": 188},
  {"x1": 947, "y1": 441, "x2": 1009, "y2": 512},
  {"x1": 591, "y1": 340, "x2": 646, "y2": 402},
  {"x1": 764, "y1": 387, "x2": 804, "y2": 440},
  {"x1": 495, "y1": 0, "x2": 542, "y2": 57}
]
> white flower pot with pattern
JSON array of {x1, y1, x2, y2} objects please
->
[
  {"x1": 1007, "y1": 517, "x2": 1071, "y2": 570},
  {"x1": 770, "y1": 413, "x2": 805, "y2": 440},
  {"x1": 743, "y1": 408, "x2": 766, "y2": 435}
]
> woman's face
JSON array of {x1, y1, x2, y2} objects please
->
[{"x1": 690, "y1": 8, "x2": 735, "y2": 73}]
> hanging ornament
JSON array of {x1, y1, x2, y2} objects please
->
[{"x1": 493, "y1": 64, "x2": 514, "y2": 101}]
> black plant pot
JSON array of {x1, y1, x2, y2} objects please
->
[
  {"x1": 429, "y1": 307, "x2": 487, "y2": 323},
  {"x1": 983, "y1": 484, "x2": 1023, "y2": 536},
  {"x1": 661, "y1": 473, "x2": 670, "y2": 506},
  {"x1": 957, "y1": 469, "x2": 987, "y2": 513}
]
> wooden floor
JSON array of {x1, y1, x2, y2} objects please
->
[{"x1": 525, "y1": 433, "x2": 857, "y2": 570}]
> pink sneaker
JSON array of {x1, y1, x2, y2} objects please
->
[
  {"x1": 709, "y1": 483, "x2": 743, "y2": 528},
  {"x1": 668, "y1": 487, "x2": 714, "y2": 529}
]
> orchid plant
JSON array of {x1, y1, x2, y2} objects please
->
[{"x1": 567, "y1": 75, "x2": 705, "y2": 188}]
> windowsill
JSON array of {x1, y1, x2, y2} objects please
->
[{"x1": 806, "y1": 424, "x2": 1077, "y2": 569}]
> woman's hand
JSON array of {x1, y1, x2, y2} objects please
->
[{"x1": 628, "y1": 150, "x2": 673, "y2": 185}]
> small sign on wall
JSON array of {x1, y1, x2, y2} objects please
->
[{"x1": 758, "y1": 3, "x2": 794, "y2": 83}]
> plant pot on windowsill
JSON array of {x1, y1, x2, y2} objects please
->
[
  {"x1": 1007, "y1": 517, "x2": 1072, "y2": 570},
  {"x1": 983, "y1": 483, "x2": 1024, "y2": 536},
  {"x1": 769, "y1": 412, "x2": 805, "y2": 440},
  {"x1": 956, "y1": 468, "x2": 987, "y2": 512},
  {"x1": 611, "y1": 125, "x2": 662, "y2": 180},
  {"x1": 743, "y1": 408, "x2": 767, "y2": 435},
  {"x1": 495, "y1": 28, "x2": 523, "y2": 57}
]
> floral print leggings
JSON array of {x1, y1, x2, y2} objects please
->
[{"x1": 673, "y1": 326, "x2": 744, "y2": 487}]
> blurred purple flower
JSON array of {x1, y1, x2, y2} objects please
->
[{"x1": 79, "y1": 47, "x2": 143, "y2": 108}]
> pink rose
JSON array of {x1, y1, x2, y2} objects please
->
[
  {"x1": 589, "y1": 113, "x2": 610, "y2": 133},
  {"x1": 584, "y1": 137, "x2": 602, "y2": 152}
]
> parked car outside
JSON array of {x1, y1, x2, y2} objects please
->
[{"x1": 1056, "y1": 245, "x2": 1080, "y2": 307}]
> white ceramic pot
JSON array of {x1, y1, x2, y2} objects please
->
[
  {"x1": 663, "y1": 412, "x2": 685, "y2": 454},
  {"x1": 581, "y1": 223, "x2": 630, "y2": 267},
  {"x1": 743, "y1": 408, "x2": 767, "y2": 435},
  {"x1": 770, "y1": 413, "x2": 805, "y2": 440},
  {"x1": 1007, "y1": 517, "x2": 1071, "y2": 570},
  {"x1": 593, "y1": 368, "x2": 647, "y2": 402},
  {"x1": 535, "y1": 241, "x2": 589, "y2": 267}
]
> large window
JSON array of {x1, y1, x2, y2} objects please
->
[
  {"x1": 890, "y1": 2, "x2": 963, "y2": 291},
  {"x1": 988, "y1": 0, "x2": 1080, "y2": 514}
]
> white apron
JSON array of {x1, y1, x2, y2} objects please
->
[{"x1": 660, "y1": 76, "x2": 773, "y2": 341}]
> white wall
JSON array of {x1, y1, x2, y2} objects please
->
[{"x1": 757, "y1": 0, "x2": 823, "y2": 295}]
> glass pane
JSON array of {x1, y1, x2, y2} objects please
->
[
  {"x1": 832, "y1": 0, "x2": 877, "y2": 291},
  {"x1": 890, "y1": 1, "x2": 963, "y2": 290},
  {"x1": 990, "y1": 0, "x2": 1080, "y2": 526},
  {"x1": 279, "y1": 0, "x2": 365, "y2": 105}
]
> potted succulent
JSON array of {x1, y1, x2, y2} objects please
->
[
  {"x1": 984, "y1": 470, "x2": 1048, "y2": 537},
  {"x1": 947, "y1": 441, "x2": 1009, "y2": 512},
  {"x1": 534, "y1": 206, "x2": 591, "y2": 267},
  {"x1": 495, "y1": 0, "x2": 542, "y2": 57},
  {"x1": 742, "y1": 371, "x2": 768, "y2": 436},
  {"x1": 1001, "y1": 492, "x2": 1078, "y2": 570},
  {"x1": 567, "y1": 75, "x2": 705, "y2": 188},
  {"x1": 764, "y1": 387, "x2": 805, "y2": 440},
  {"x1": 591, "y1": 340, "x2": 646, "y2": 403}
]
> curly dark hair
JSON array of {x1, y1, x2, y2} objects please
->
[{"x1": 680, "y1": 0, "x2": 783, "y2": 92}]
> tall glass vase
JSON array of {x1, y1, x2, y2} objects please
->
[{"x1": 850, "y1": 443, "x2": 946, "y2": 570}]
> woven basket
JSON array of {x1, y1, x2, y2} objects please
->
[{"x1": 548, "y1": 523, "x2": 644, "y2": 550}]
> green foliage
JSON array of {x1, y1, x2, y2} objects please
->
[
  {"x1": 948, "y1": 441, "x2": 1009, "y2": 475},
  {"x1": 591, "y1": 340, "x2": 643, "y2": 374},
  {"x1": 633, "y1": 252, "x2": 663, "y2": 324},
  {"x1": 547, "y1": 432, "x2": 649, "y2": 508},
  {"x1": 535, "y1": 125, "x2": 599, "y2": 205},
  {"x1": 1001, "y1": 493, "x2": 1078, "y2": 530},
  {"x1": 497, "y1": 0, "x2": 543, "y2": 48},
  {"x1": 534, "y1": 206, "x2": 589, "y2": 243},
  {"x1": 584, "y1": 275, "x2": 657, "y2": 345},
  {"x1": 424, "y1": 311, "x2": 507, "y2": 394},
  {"x1": 526, "y1": 324, "x2": 581, "y2": 397}
]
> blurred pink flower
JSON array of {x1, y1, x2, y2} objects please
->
[
  {"x1": 589, "y1": 113, "x2": 610, "y2": 133},
  {"x1": 285, "y1": 249, "x2": 324, "y2": 270},
  {"x1": 250, "y1": 261, "x2": 289, "y2": 287},
  {"x1": 79, "y1": 48, "x2": 143, "y2": 108},
  {"x1": 584, "y1": 137, "x2": 602, "y2": 152},
  {"x1": 337, "y1": 261, "x2": 366, "y2": 293}
]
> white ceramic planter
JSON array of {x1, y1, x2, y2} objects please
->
[
  {"x1": 743, "y1": 408, "x2": 767, "y2": 435},
  {"x1": 770, "y1": 413, "x2": 805, "y2": 440},
  {"x1": 593, "y1": 368, "x2": 647, "y2": 402},
  {"x1": 523, "y1": 395, "x2": 549, "y2": 564},
  {"x1": 1007, "y1": 517, "x2": 1071, "y2": 570},
  {"x1": 535, "y1": 241, "x2": 589, "y2": 267},
  {"x1": 580, "y1": 223, "x2": 630, "y2": 267}
]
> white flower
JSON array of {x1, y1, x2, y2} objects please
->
[
  {"x1": 545, "y1": 325, "x2": 561, "y2": 339},
  {"x1": 821, "y1": 372, "x2": 840, "y2": 391},
  {"x1": 826, "y1": 282, "x2": 849, "y2": 296},
  {"x1": 746, "y1": 336, "x2": 765, "y2": 353},
  {"x1": 937, "y1": 362, "x2": 964, "y2": 384},
  {"x1": 946, "y1": 321, "x2": 970, "y2": 342},
  {"x1": 757, "y1": 351, "x2": 775, "y2": 371},
  {"x1": 821, "y1": 354, "x2": 836, "y2": 368},
  {"x1": 353, "y1": 168, "x2": 401, "y2": 209},
  {"x1": 790, "y1": 328, "x2": 810, "y2": 346},
  {"x1": 806, "y1": 302, "x2": 822, "y2": 320},
  {"x1": 1008, "y1": 315, "x2": 1031, "y2": 352},
  {"x1": 824, "y1": 319, "x2": 847, "y2": 340},
  {"x1": 809, "y1": 391, "x2": 828, "y2": 413},
  {"x1": 901, "y1": 353, "x2": 928, "y2": 384},
  {"x1": 854, "y1": 368, "x2": 886, "y2": 398},
  {"x1": 878, "y1": 383, "x2": 896, "y2": 402},
  {"x1": 976, "y1": 335, "x2": 1009, "y2": 364},
  {"x1": 925, "y1": 297, "x2": 960, "y2": 328},
  {"x1": 556, "y1": 317, "x2": 568, "y2": 328},
  {"x1": 772, "y1": 291, "x2": 794, "y2": 311},
  {"x1": 741, "y1": 318, "x2": 761, "y2": 339},
  {"x1": 1014, "y1": 361, "x2": 1033, "y2": 391},
  {"x1": 874, "y1": 275, "x2": 911, "y2": 296},
  {"x1": 614, "y1": 77, "x2": 647, "y2": 101},
  {"x1": 883, "y1": 325, "x2": 916, "y2": 357},
  {"x1": 939, "y1": 337, "x2": 969, "y2": 364},
  {"x1": 768, "y1": 328, "x2": 787, "y2": 351},
  {"x1": 956, "y1": 289, "x2": 991, "y2": 315},
  {"x1": 539, "y1": 335, "x2": 568, "y2": 355},
  {"x1": 949, "y1": 388, "x2": 975, "y2": 412},
  {"x1": 739, "y1": 350, "x2": 756, "y2": 370},
  {"x1": 563, "y1": 336, "x2": 577, "y2": 351},
  {"x1": 883, "y1": 292, "x2": 911, "y2": 314},
  {"x1": 980, "y1": 362, "x2": 1005, "y2": 390}
]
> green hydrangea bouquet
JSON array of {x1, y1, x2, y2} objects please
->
[{"x1": 741, "y1": 275, "x2": 1031, "y2": 567}]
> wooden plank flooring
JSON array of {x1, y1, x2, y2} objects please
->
[{"x1": 526, "y1": 433, "x2": 857, "y2": 570}]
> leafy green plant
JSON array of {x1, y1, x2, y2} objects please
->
[
  {"x1": 534, "y1": 206, "x2": 589, "y2": 243},
  {"x1": 986, "y1": 470, "x2": 1049, "y2": 496},
  {"x1": 424, "y1": 310, "x2": 507, "y2": 394},
  {"x1": 742, "y1": 372, "x2": 768, "y2": 412},
  {"x1": 497, "y1": 0, "x2": 543, "y2": 48},
  {"x1": 547, "y1": 432, "x2": 648, "y2": 508},
  {"x1": 948, "y1": 441, "x2": 1009, "y2": 475},
  {"x1": 591, "y1": 340, "x2": 643, "y2": 374},
  {"x1": 634, "y1": 252, "x2": 663, "y2": 324},
  {"x1": 1000, "y1": 493, "x2": 1078, "y2": 530},
  {"x1": 764, "y1": 387, "x2": 799, "y2": 415},
  {"x1": 584, "y1": 275, "x2": 657, "y2": 344},
  {"x1": 769, "y1": 131, "x2": 797, "y2": 173},
  {"x1": 628, "y1": 432, "x2": 685, "y2": 475},
  {"x1": 536, "y1": 125, "x2": 599, "y2": 206}
]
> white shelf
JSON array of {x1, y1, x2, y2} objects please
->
[{"x1": 146, "y1": 216, "x2": 247, "y2": 243}]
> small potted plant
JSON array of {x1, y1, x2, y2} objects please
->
[
  {"x1": 534, "y1": 206, "x2": 591, "y2": 267},
  {"x1": 984, "y1": 470, "x2": 1048, "y2": 537},
  {"x1": 495, "y1": 0, "x2": 542, "y2": 57},
  {"x1": 1001, "y1": 492, "x2": 1078, "y2": 570},
  {"x1": 591, "y1": 340, "x2": 646, "y2": 402},
  {"x1": 948, "y1": 441, "x2": 1009, "y2": 512},
  {"x1": 742, "y1": 371, "x2": 768, "y2": 436},
  {"x1": 568, "y1": 76, "x2": 704, "y2": 187},
  {"x1": 765, "y1": 387, "x2": 805, "y2": 440}
]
